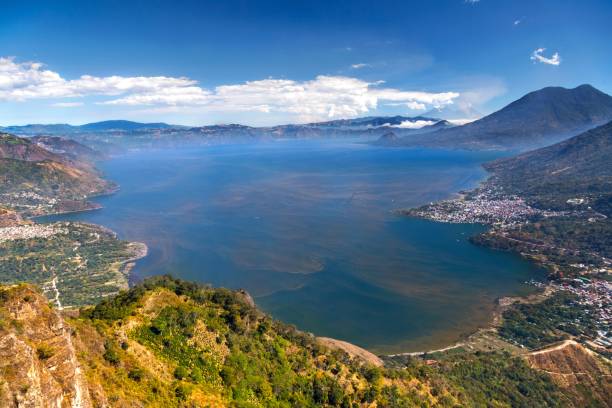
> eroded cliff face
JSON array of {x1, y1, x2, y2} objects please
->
[{"x1": 0, "y1": 285, "x2": 91, "y2": 408}]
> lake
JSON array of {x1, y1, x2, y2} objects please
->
[{"x1": 46, "y1": 139, "x2": 545, "y2": 353}]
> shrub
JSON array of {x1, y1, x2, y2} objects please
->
[
  {"x1": 36, "y1": 344, "x2": 55, "y2": 360},
  {"x1": 103, "y1": 340, "x2": 121, "y2": 365},
  {"x1": 128, "y1": 368, "x2": 145, "y2": 382},
  {"x1": 174, "y1": 365, "x2": 189, "y2": 380}
]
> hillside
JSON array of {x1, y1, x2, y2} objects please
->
[
  {"x1": 403, "y1": 85, "x2": 612, "y2": 150},
  {"x1": 0, "y1": 133, "x2": 66, "y2": 162},
  {"x1": 0, "y1": 277, "x2": 573, "y2": 407},
  {"x1": 469, "y1": 122, "x2": 612, "y2": 278},
  {"x1": 485, "y1": 120, "x2": 612, "y2": 213},
  {"x1": 0, "y1": 132, "x2": 114, "y2": 217},
  {"x1": 0, "y1": 222, "x2": 145, "y2": 307},
  {"x1": 30, "y1": 135, "x2": 106, "y2": 162},
  {"x1": 0, "y1": 158, "x2": 114, "y2": 216},
  {"x1": 527, "y1": 341, "x2": 611, "y2": 407}
]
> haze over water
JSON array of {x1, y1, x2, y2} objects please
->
[{"x1": 48, "y1": 139, "x2": 544, "y2": 353}]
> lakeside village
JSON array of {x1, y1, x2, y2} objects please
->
[
  {"x1": 528, "y1": 278, "x2": 612, "y2": 349},
  {"x1": 403, "y1": 183, "x2": 565, "y2": 225},
  {"x1": 404, "y1": 183, "x2": 612, "y2": 351},
  {"x1": 0, "y1": 223, "x2": 68, "y2": 243},
  {"x1": 0, "y1": 191, "x2": 59, "y2": 215}
]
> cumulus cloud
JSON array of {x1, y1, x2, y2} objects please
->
[
  {"x1": 0, "y1": 57, "x2": 197, "y2": 101},
  {"x1": 0, "y1": 57, "x2": 460, "y2": 122},
  {"x1": 530, "y1": 48, "x2": 561, "y2": 66}
]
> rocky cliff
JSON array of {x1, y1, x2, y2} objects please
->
[{"x1": 0, "y1": 284, "x2": 92, "y2": 407}]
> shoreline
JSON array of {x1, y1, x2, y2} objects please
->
[
  {"x1": 386, "y1": 172, "x2": 550, "y2": 357},
  {"x1": 385, "y1": 283, "x2": 558, "y2": 358},
  {"x1": 26, "y1": 187, "x2": 150, "y2": 290},
  {"x1": 21, "y1": 151, "x2": 552, "y2": 359}
]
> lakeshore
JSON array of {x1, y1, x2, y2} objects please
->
[
  {"x1": 43, "y1": 142, "x2": 548, "y2": 353},
  {"x1": 401, "y1": 172, "x2": 612, "y2": 356}
]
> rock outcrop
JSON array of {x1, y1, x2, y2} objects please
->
[{"x1": 0, "y1": 285, "x2": 92, "y2": 407}]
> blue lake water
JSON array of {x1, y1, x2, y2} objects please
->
[{"x1": 46, "y1": 140, "x2": 545, "y2": 353}]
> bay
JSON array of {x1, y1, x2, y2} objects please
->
[{"x1": 45, "y1": 139, "x2": 544, "y2": 353}]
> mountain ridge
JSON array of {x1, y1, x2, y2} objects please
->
[{"x1": 485, "y1": 119, "x2": 612, "y2": 213}]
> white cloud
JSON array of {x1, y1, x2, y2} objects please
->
[
  {"x1": 51, "y1": 102, "x2": 83, "y2": 107},
  {"x1": 0, "y1": 57, "x2": 460, "y2": 122},
  {"x1": 530, "y1": 48, "x2": 561, "y2": 66},
  {"x1": 386, "y1": 120, "x2": 437, "y2": 129},
  {"x1": 405, "y1": 101, "x2": 426, "y2": 110},
  {"x1": 447, "y1": 118, "x2": 475, "y2": 126},
  {"x1": 0, "y1": 57, "x2": 198, "y2": 101},
  {"x1": 351, "y1": 63, "x2": 369, "y2": 69},
  {"x1": 513, "y1": 19, "x2": 521, "y2": 25}
]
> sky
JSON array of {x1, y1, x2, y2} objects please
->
[{"x1": 1, "y1": 0, "x2": 611, "y2": 126}]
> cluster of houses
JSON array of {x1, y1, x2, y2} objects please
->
[
  {"x1": 0, "y1": 223, "x2": 67, "y2": 243},
  {"x1": 408, "y1": 194, "x2": 542, "y2": 225}
]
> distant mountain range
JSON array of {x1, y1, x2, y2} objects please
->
[
  {"x1": 3, "y1": 84, "x2": 612, "y2": 152},
  {"x1": 0, "y1": 120, "x2": 178, "y2": 135}
]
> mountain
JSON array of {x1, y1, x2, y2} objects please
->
[
  {"x1": 1, "y1": 120, "x2": 177, "y2": 135},
  {"x1": 377, "y1": 131, "x2": 399, "y2": 143},
  {"x1": 0, "y1": 133, "x2": 66, "y2": 162},
  {"x1": 406, "y1": 84, "x2": 612, "y2": 150},
  {"x1": 0, "y1": 277, "x2": 573, "y2": 407},
  {"x1": 307, "y1": 115, "x2": 440, "y2": 129},
  {"x1": 0, "y1": 123, "x2": 75, "y2": 135},
  {"x1": 425, "y1": 104, "x2": 482, "y2": 122},
  {"x1": 0, "y1": 159, "x2": 113, "y2": 204},
  {"x1": 470, "y1": 121, "x2": 612, "y2": 281},
  {"x1": 30, "y1": 135, "x2": 106, "y2": 162},
  {"x1": 1, "y1": 116, "x2": 449, "y2": 146},
  {"x1": 0, "y1": 132, "x2": 115, "y2": 217},
  {"x1": 79, "y1": 120, "x2": 175, "y2": 131},
  {"x1": 485, "y1": 120, "x2": 612, "y2": 213}
]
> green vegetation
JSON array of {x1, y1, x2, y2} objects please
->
[
  {"x1": 71, "y1": 276, "x2": 567, "y2": 407},
  {"x1": 0, "y1": 222, "x2": 140, "y2": 307},
  {"x1": 472, "y1": 216, "x2": 612, "y2": 278},
  {"x1": 435, "y1": 352, "x2": 564, "y2": 407},
  {"x1": 0, "y1": 133, "x2": 29, "y2": 146},
  {"x1": 36, "y1": 344, "x2": 55, "y2": 360},
  {"x1": 474, "y1": 121, "x2": 612, "y2": 277},
  {"x1": 500, "y1": 292, "x2": 598, "y2": 349},
  {"x1": 484, "y1": 120, "x2": 612, "y2": 211}
]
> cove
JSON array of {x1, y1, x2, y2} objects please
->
[{"x1": 44, "y1": 139, "x2": 545, "y2": 353}]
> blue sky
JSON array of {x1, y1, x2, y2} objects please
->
[{"x1": 1, "y1": 0, "x2": 610, "y2": 126}]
